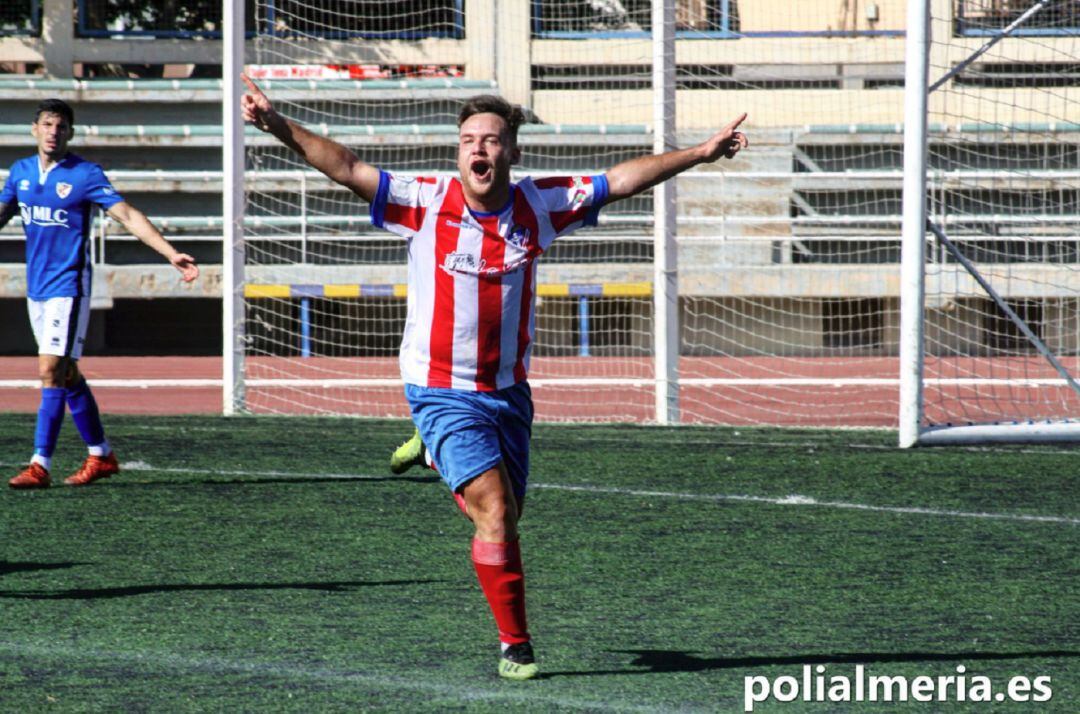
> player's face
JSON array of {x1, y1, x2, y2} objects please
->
[
  {"x1": 458, "y1": 112, "x2": 520, "y2": 207},
  {"x1": 32, "y1": 112, "x2": 73, "y2": 159}
]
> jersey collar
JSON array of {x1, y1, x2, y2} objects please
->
[
  {"x1": 36, "y1": 153, "x2": 68, "y2": 185},
  {"x1": 465, "y1": 185, "x2": 515, "y2": 218}
]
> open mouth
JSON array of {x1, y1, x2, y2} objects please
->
[{"x1": 470, "y1": 160, "x2": 492, "y2": 182}]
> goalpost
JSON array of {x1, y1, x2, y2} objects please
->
[{"x1": 900, "y1": 0, "x2": 1080, "y2": 445}]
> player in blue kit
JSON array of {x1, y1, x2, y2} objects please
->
[{"x1": 0, "y1": 99, "x2": 199, "y2": 489}]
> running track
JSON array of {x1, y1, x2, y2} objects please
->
[{"x1": 2, "y1": 355, "x2": 1078, "y2": 427}]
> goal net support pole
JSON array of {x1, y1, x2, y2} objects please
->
[
  {"x1": 898, "y1": 0, "x2": 931, "y2": 448},
  {"x1": 653, "y1": 0, "x2": 679, "y2": 424},
  {"x1": 223, "y1": 0, "x2": 246, "y2": 414}
]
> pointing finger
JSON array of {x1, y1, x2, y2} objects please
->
[
  {"x1": 725, "y1": 113, "x2": 748, "y2": 132},
  {"x1": 240, "y1": 73, "x2": 263, "y2": 95}
]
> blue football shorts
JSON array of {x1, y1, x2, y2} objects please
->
[{"x1": 404, "y1": 381, "x2": 533, "y2": 502}]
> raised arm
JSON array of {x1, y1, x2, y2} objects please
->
[
  {"x1": 241, "y1": 74, "x2": 381, "y2": 203},
  {"x1": 604, "y1": 113, "x2": 748, "y2": 204},
  {"x1": 106, "y1": 201, "x2": 199, "y2": 282}
]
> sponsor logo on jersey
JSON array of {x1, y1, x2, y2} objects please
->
[
  {"x1": 52, "y1": 319, "x2": 60, "y2": 327},
  {"x1": 19, "y1": 203, "x2": 70, "y2": 228},
  {"x1": 56, "y1": 182, "x2": 73, "y2": 199},
  {"x1": 444, "y1": 219, "x2": 478, "y2": 231},
  {"x1": 443, "y1": 251, "x2": 477, "y2": 272},
  {"x1": 18, "y1": 179, "x2": 30, "y2": 191}
]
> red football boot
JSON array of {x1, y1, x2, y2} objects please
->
[
  {"x1": 64, "y1": 452, "x2": 120, "y2": 486},
  {"x1": 9, "y1": 462, "x2": 51, "y2": 489}
]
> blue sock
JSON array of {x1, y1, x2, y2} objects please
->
[
  {"x1": 33, "y1": 387, "x2": 67, "y2": 461},
  {"x1": 66, "y1": 378, "x2": 107, "y2": 449}
]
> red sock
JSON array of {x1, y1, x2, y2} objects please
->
[
  {"x1": 471, "y1": 538, "x2": 530, "y2": 644},
  {"x1": 453, "y1": 491, "x2": 469, "y2": 517}
]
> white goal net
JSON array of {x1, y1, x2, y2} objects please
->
[{"x1": 904, "y1": 0, "x2": 1080, "y2": 443}]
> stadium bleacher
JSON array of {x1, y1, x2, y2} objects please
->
[{"x1": 1, "y1": 1, "x2": 1077, "y2": 364}]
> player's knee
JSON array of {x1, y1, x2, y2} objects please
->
[
  {"x1": 469, "y1": 491, "x2": 517, "y2": 539},
  {"x1": 64, "y1": 361, "x2": 81, "y2": 387},
  {"x1": 471, "y1": 490, "x2": 508, "y2": 522},
  {"x1": 38, "y1": 360, "x2": 65, "y2": 387}
]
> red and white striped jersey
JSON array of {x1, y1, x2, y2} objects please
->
[{"x1": 371, "y1": 170, "x2": 609, "y2": 391}]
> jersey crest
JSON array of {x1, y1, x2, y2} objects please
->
[
  {"x1": 18, "y1": 179, "x2": 29, "y2": 191},
  {"x1": 508, "y1": 224, "x2": 531, "y2": 249},
  {"x1": 56, "y1": 182, "x2": 72, "y2": 199}
]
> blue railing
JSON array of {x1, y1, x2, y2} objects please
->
[
  {"x1": 956, "y1": 1, "x2": 1080, "y2": 37},
  {"x1": 76, "y1": 0, "x2": 463, "y2": 40},
  {"x1": 0, "y1": 0, "x2": 40, "y2": 37}
]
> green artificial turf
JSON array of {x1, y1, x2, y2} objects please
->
[{"x1": 0, "y1": 414, "x2": 1077, "y2": 712}]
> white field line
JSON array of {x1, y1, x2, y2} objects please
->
[
  {"x1": 0, "y1": 379, "x2": 221, "y2": 388},
  {"x1": 2, "y1": 459, "x2": 1073, "y2": 525},
  {"x1": 543, "y1": 438, "x2": 1080, "y2": 456},
  {"x1": 100, "y1": 462, "x2": 1080, "y2": 527},
  {"x1": 2, "y1": 377, "x2": 1078, "y2": 388},
  {"x1": 0, "y1": 641, "x2": 669, "y2": 713},
  {"x1": 534, "y1": 483, "x2": 1080, "y2": 526}
]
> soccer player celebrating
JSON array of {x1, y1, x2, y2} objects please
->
[
  {"x1": 1, "y1": 99, "x2": 199, "y2": 489},
  {"x1": 241, "y1": 75, "x2": 747, "y2": 679}
]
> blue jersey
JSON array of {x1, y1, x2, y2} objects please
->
[{"x1": 0, "y1": 154, "x2": 124, "y2": 299}]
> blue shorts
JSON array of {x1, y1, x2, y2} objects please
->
[{"x1": 404, "y1": 381, "x2": 533, "y2": 501}]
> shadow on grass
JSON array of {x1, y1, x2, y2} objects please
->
[
  {"x1": 0, "y1": 578, "x2": 442, "y2": 600},
  {"x1": 97, "y1": 475, "x2": 440, "y2": 488},
  {"x1": 0, "y1": 561, "x2": 87, "y2": 576},
  {"x1": 541, "y1": 648, "x2": 1080, "y2": 679}
]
